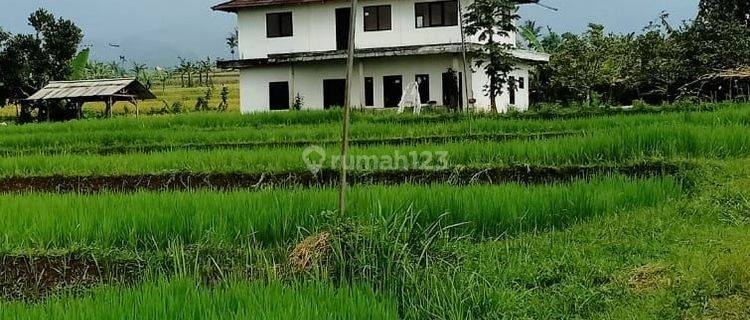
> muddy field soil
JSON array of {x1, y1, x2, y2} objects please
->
[
  {"x1": 0, "y1": 255, "x2": 143, "y2": 300},
  {"x1": 0, "y1": 161, "x2": 684, "y2": 194}
]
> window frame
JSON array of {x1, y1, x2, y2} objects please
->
[
  {"x1": 364, "y1": 5, "x2": 392, "y2": 32},
  {"x1": 415, "y1": 1, "x2": 458, "y2": 28},
  {"x1": 266, "y1": 12, "x2": 293, "y2": 38}
]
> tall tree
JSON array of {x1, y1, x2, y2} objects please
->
[
  {"x1": 463, "y1": 0, "x2": 519, "y2": 113},
  {"x1": 698, "y1": 0, "x2": 750, "y2": 27},
  {"x1": 547, "y1": 24, "x2": 635, "y2": 105},
  {"x1": 0, "y1": 9, "x2": 82, "y2": 108}
]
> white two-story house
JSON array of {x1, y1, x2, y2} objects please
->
[{"x1": 213, "y1": 0, "x2": 548, "y2": 113}]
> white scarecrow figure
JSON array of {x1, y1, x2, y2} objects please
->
[{"x1": 397, "y1": 81, "x2": 422, "y2": 115}]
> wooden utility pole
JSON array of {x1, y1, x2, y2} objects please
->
[
  {"x1": 340, "y1": 0, "x2": 358, "y2": 216},
  {"x1": 457, "y1": 0, "x2": 472, "y2": 112}
]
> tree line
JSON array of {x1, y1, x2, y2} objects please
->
[
  {"x1": 72, "y1": 54, "x2": 218, "y2": 91},
  {"x1": 523, "y1": 0, "x2": 750, "y2": 106}
]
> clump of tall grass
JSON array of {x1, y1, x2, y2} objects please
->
[
  {"x1": 0, "y1": 278, "x2": 398, "y2": 320},
  {"x1": 0, "y1": 176, "x2": 681, "y2": 251}
]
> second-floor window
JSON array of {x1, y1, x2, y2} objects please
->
[
  {"x1": 267, "y1": 12, "x2": 293, "y2": 38},
  {"x1": 415, "y1": 1, "x2": 458, "y2": 28},
  {"x1": 364, "y1": 5, "x2": 392, "y2": 31}
]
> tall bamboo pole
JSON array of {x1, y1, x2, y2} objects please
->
[{"x1": 340, "y1": 0, "x2": 358, "y2": 216}]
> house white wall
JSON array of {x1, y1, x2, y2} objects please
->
[
  {"x1": 236, "y1": 0, "x2": 515, "y2": 60},
  {"x1": 471, "y1": 65, "x2": 530, "y2": 112},
  {"x1": 239, "y1": 54, "x2": 531, "y2": 113}
]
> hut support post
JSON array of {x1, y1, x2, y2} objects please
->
[
  {"x1": 105, "y1": 97, "x2": 113, "y2": 118},
  {"x1": 75, "y1": 101, "x2": 83, "y2": 120},
  {"x1": 130, "y1": 98, "x2": 140, "y2": 118}
]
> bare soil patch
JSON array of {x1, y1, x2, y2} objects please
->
[{"x1": 627, "y1": 262, "x2": 675, "y2": 292}]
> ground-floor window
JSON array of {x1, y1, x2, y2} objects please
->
[
  {"x1": 269, "y1": 81, "x2": 289, "y2": 110},
  {"x1": 383, "y1": 75, "x2": 403, "y2": 108},
  {"x1": 415, "y1": 74, "x2": 430, "y2": 104},
  {"x1": 364, "y1": 77, "x2": 374, "y2": 106},
  {"x1": 509, "y1": 77, "x2": 516, "y2": 105}
]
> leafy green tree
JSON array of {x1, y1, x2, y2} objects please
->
[
  {"x1": 547, "y1": 24, "x2": 633, "y2": 105},
  {"x1": 698, "y1": 0, "x2": 750, "y2": 27},
  {"x1": 628, "y1": 23, "x2": 687, "y2": 100},
  {"x1": 678, "y1": 18, "x2": 750, "y2": 75},
  {"x1": 0, "y1": 9, "x2": 83, "y2": 121},
  {"x1": 532, "y1": 3, "x2": 750, "y2": 106},
  {"x1": 463, "y1": 0, "x2": 519, "y2": 113}
]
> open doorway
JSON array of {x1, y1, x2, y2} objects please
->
[
  {"x1": 383, "y1": 75, "x2": 403, "y2": 108},
  {"x1": 323, "y1": 79, "x2": 346, "y2": 109},
  {"x1": 442, "y1": 70, "x2": 463, "y2": 109}
]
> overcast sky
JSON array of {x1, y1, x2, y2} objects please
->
[{"x1": 1, "y1": 0, "x2": 699, "y2": 66}]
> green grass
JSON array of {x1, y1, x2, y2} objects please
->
[
  {"x1": 0, "y1": 123, "x2": 747, "y2": 178},
  {"x1": 2, "y1": 103, "x2": 750, "y2": 319},
  {"x1": 392, "y1": 161, "x2": 750, "y2": 319},
  {"x1": 0, "y1": 278, "x2": 398, "y2": 320},
  {"x1": 0, "y1": 176, "x2": 681, "y2": 250},
  {"x1": 0, "y1": 101, "x2": 744, "y2": 139},
  {"x1": 0, "y1": 102, "x2": 744, "y2": 157}
]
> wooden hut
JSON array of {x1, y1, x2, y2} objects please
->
[
  {"x1": 21, "y1": 78, "x2": 156, "y2": 121},
  {"x1": 680, "y1": 67, "x2": 750, "y2": 102}
]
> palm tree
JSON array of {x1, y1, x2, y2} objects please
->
[
  {"x1": 130, "y1": 62, "x2": 150, "y2": 88},
  {"x1": 185, "y1": 60, "x2": 195, "y2": 87},
  {"x1": 155, "y1": 67, "x2": 173, "y2": 93},
  {"x1": 226, "y1": 29, "x2": 239, "y2": 59},
  {"x1": 130, "y1": 62, "x2": 147, "y2": 77},
  {"x1": 177, "y1": 57, "x2": 189, "y2": 87},
  {"x1": 108, "y1": 61, "x2": 125, "y2": 77},
  {"x1": 199, "y1": 57, "x2": 213, "y2": 86}
]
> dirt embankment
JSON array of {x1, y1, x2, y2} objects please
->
[
  {"x1": 0, "y1": 161, "x2": 684, "y2": 194},
  {"x1": 0, "y1": 255, "x2": 142, "y2": 300}
]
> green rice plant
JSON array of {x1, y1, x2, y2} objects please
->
[
  {"x1": 0, "y1": 103, "x2": 747, "y2": 156},
  {"x1": 0, "y1": 176, "x2": 681, "y2": 250},
  {"x1": 0, "y1": 123, "x2": 747, "y2": 178},
  {"x1": 0, "y1": 278, "x2": 398, "y2": 320}
]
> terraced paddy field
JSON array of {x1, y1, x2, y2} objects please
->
[{"x1": 1, "y1": 103, "x2": 749, "y2": 319}]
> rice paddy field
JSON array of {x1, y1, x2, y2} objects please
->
[{"x1": 1, "y1": 102, "x2": 749, "y2": 319}]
